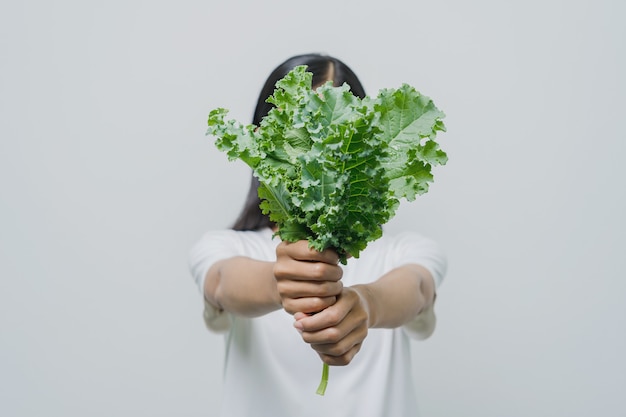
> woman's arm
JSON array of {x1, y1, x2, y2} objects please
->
[
  {"x1": 204, "y1": 256, "x2": 282, "y2": 317},
  {"x1": 204, "y1": 238, "x2": 437, "y2": 364},
  {"x1": 292, "y1": 264, "x2": 436, "y2": 366},
  {"x1": 203, "y1": 239, "x2": 345, "y2": 318},
  {"x1": 354, "y1": 263, "x2": 436, "y2": 329}
]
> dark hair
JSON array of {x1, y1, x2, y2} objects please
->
[{"x1": 232, "y1": 53, "x2": 367, "y2": 231}]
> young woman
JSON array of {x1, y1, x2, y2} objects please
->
[{"x1": 189, "y1": 53, "x2": 447, "y2": 417}]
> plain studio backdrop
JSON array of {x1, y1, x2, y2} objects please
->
[{"x1": 1, "y1": 0, "x2": 624, "y2": 416}]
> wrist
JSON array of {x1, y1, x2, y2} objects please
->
[{"x1": 350, "y1": 284, "x2": 377, "y2": 328}]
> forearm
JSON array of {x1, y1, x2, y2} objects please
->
[
  {"x1": 353, "y1": 264, "x2": 436, "y2": 329},
  {"x1": 204, "y1": 256, "x2": 282, "y2": 317}
]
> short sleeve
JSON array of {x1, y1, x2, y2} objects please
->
[
  {"x1": 189, "y1": 230, "x2": 245, "y2": 292},
  {"x1": 202, "y1": 297, "x2": 232, "y2": 333},
  {"x1": 188, "y1": 230, "x2": 243, "y2": 332},
  {"x1": 387, "y1": 232, "x2": 447, "y2": 340},
  {"x1": 388, "y1": 231, "x2": 447, "y2": 289}
]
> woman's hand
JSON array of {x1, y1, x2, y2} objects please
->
[
  {"x1": 274, "y1": 240, "x2": 372, "y2": 366},
  {"x1": 293, "y1": 287, "x2": 370, "y2": 366},
  {"x1": 273, "y1": 240, "x2": 343, "y2": 315}
]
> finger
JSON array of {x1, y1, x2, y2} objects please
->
[
  {"x1": 274, "y1": 258, "x2": 343, "y2": 283},
  {"x1": 308, "y1": 324, "x2": 367, "y2": 360},
  {"x1": 316, "y1": 343, "x2": 363, "y2": 366},
  {"x1": 296, "y1": 303, "x2": 349, "y2": 333},
  {"x1": 293, "y1": 312, "x2": 308, "y2": 321},
  {"x1": 310, "y1": 247, "x2": 341, "y2": 266},
  {"x1": 295, "y1": 287, "x2": 367, "y2": 333},
  {"x1": 300, "y1": 311, "x2": 368, "y2": 345},
  {"x1": 276, "y1": 280, "x2": 343, "y2": 299},
  {"x1": 282, "y1": 296, "x2": 337, "y2": 315},
  {"x1": 278, "y1": 241, "x2": 341, "y2": 265}
]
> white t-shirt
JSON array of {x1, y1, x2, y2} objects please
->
[{"x1": 189, "y1": 227, "x2": 447, "y2": 417}]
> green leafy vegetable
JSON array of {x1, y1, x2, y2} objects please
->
[
  {"x1": 207, "y1": 66, "x2": 447, "y2": 263},
  {"x1": 206, "y1": 65, "x2": 447, "y2": 394}
]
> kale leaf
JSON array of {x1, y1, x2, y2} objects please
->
[{"x1": 207, "y1": 66, "x2": 447, "y2": 264}]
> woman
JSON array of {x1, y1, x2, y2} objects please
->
[{"x1": 189, "y1": 53, "x2": 447, "y2": 417}]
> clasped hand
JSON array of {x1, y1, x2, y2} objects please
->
[{"x1": 274, "y1": 240, "x2": 369, "y2": 366}]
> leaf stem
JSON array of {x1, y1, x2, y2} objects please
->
[{"x1": 316, "y1": 363, "x2": 329, "y2": 396}]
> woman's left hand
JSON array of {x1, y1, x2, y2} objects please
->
[{"x1": 293, "y1": 286, "x2": 370, "y2": 366}]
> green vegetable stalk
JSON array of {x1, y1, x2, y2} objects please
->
[
  {"x1": 316, "y1": 361, "x2": 329, "y2": 396},
  {"x1": 206, "y1": 65, "x2": 447, "y2": 394}
]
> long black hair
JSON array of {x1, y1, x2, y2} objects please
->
[{"x1": 232, "y1": 53, "x2": 367, "y2": 231}]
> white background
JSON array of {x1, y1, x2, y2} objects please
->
[{"x1": 1, "y1": 0, "x2": 624, "y2": 416}]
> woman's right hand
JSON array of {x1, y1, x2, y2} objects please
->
[{"x1": 273, "y1": 240, "x2": 343, "y2": 315}]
